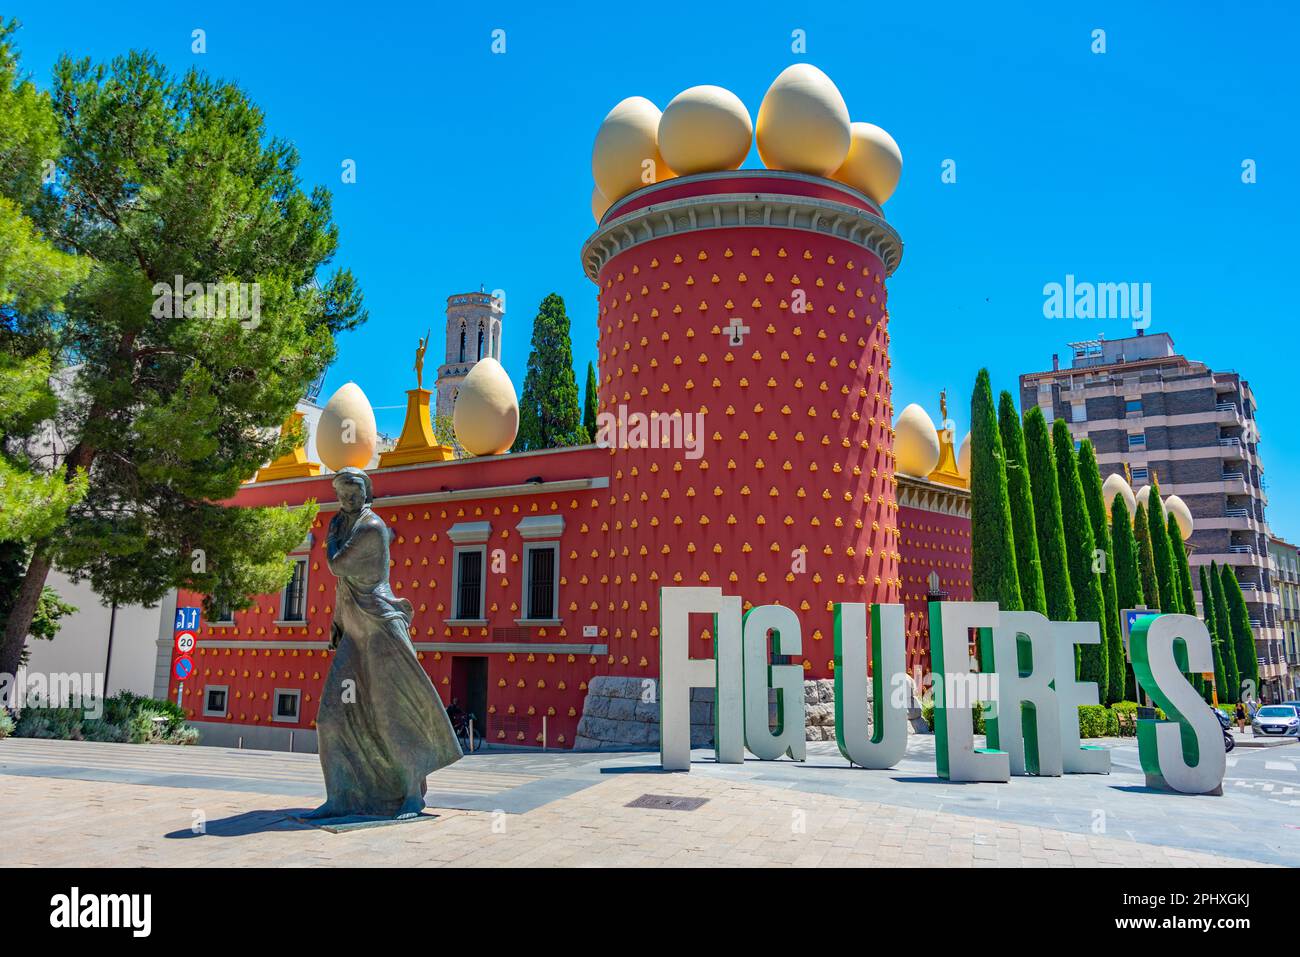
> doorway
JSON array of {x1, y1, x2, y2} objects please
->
[{"x1": 450, "y1": 656, "x2": 489, "y2": 744}]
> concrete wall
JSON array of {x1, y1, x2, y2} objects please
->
[{"x1": 23, "y1": 570, "x2": 173, "y2": 698}]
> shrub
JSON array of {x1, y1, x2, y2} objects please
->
[
  {"x1": 13, "y1": 691, "x2": 194, "y2": 745},
  {"x1": 1078, "y1": 705, "x2": 1109, "y2": 739},
  {"x1": 0, "y1": 710, "x2": 14, "y2": 739},
  {"x1": 920, "y1": 700, "x2": 984, "y2": 734}
]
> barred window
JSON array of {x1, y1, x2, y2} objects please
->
[
  {"x1": 525, "y1": 544, "x2": 558, "y2": 620},
  {"x1": 281, "y1": 558, "x2": 308, "y2": 622},
  {"x1": 455, "y1": 548, "x2": 484, "y2": 620}
]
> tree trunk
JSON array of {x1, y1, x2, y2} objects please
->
[
  {"x1": 0, "y1": 549, "x2": 52, "y2": 678},
  {"x1": 0, "y1": 438, "x2": 97, "y2": 677}
]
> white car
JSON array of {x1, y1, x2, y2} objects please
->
[{"x1": 1252, "y1": 704, "x2": 1300, "y2": 737}]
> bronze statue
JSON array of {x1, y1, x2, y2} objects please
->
[
  {"x1": 303, "y1": 467, "x2": 461, "y2": 820},
  {"x1": 414, "y1": 330, "x2": 430, "y2": 390}
]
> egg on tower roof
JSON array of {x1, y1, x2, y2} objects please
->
[
  {"x1": 755, "y1": 64, "x2": 851, "y2": 177},
  {"x1": 894, "y1": 403, "x2": 941, "y2": 478},
  {"x1": 591, "y1": 96, "x2": 674, "y2": 208},
  {"x1": 657, "y1": 84, "x2": 752, "y2": 176}
]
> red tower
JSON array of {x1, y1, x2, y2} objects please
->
[{"x1": 583, "y1": 170, "x2": 904, "y2": 678}]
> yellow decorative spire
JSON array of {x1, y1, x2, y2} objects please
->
[
  {"x1": 378, "y1": 341, "x2": 455, "y2": 467},
  {"x1": 927, "y1": 390, "x2": 967, "y2": 490},
  {"x1": 255, "y1": 411, "x2": 323, "y2": 482}
]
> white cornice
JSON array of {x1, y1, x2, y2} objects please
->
[{"x1": 580, "y1": 189, "x2": 903, "y2": 282}]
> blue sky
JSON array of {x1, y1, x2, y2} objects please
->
[{"x1": 8, "y1": 1, "x2": 1298, "y2": 535}]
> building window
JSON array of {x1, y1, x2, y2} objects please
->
[
  {"x1": 210, "y1": 602, "x2": 235, "y2": 625},
  {"x1": 453, "y1": 546, "x2": 486, "y2": 620},
  {"x1": 273, "y1": 689, "x2": 301, "y2": 723},
  {"x1": 1131, "y1": 466, "x2": 1149, "y2": 482},
  {"x1": 523, "y1": 542, "x2": 560, "y2": 621},
  {"x1": 1070, "y1": 401, "x2": 1087, "y2": 423},
  {"x1": 1125, "y1": 398, "x2": 1142, "y2": 417},
  {"x1": 458, "y1": 325, "x2": 467, "y2": 363},
  {"x1": 1127, "y1": 433, "x2": 1146, "y2": 450},
  {"x1": 280, "y1": 556, "x2": 308, "y2": 622},
  {"x1": 204, "y1": 686, "x2": 228, "y2": 717}
]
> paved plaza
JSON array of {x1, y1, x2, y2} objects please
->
[{"x1": 1, "y1": 735, "x2": 1295, "y2": 867}]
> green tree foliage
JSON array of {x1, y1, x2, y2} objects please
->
[
  {"x1": 1132, "y1": 501, "x2": 1159, "y2": 606},
  {"x1": 1200, "y1": 564, "x2": 1228, "y2": 702},
  {"x1": 0, "y1": 22, "x2": 91, "y2": 545},
  {"x1": 1110, "y1": 498, "x2": 1141, "y2": 699},
  {"x1": 969, "y1": 370, "x2": 1021, "y2": 610},
  {"x1": 1077, "y1": 443, "x2": 1123, "y2": 703},
  {"x1": 997, "y1": 392, "x2": 1044, "y2": 615},
  {"x1": 1168, "y1": 515, "x2": 1197, "y2": 622},
  {"x1": 1, "y1": 42, "x2": 366, "y2": 675},
  {"x1": 1221, "y1": 564, "x2": 1260, "y2": 701},
  {"x1": 0, "y1": 541, "x2": 76, "y2": 662},
  {"x1": 517, "y1": 293, "x2": 588, "y2": 451},
  {"x1": 582, "y1": 360, "x2": 598, "y2": 443},
  {"x1": 1022, "y1": 406, "x2": 1074, "y2": 622},
  {"x1": 1210, "y1": 561, "x2": 1239, "y2": 703},
  {"x1": 1145, "y1": 481, "x2": 1179, "y2": 614},
  {"x1": 1052, "y1": 419, "x2": 1107, "y2": 700}
]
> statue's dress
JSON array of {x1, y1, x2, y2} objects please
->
[{"x1": 317, "y1": 508, "x2": 461, "y2": 816}]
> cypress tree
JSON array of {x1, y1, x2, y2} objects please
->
[
  {"x1": 582, "y1": 360, "x2": 599, "y2": 442},
  {"x1": 1133, "y1": 501, "x2": 1159, "y2": 607},
  {"x1": 998, "y1": 392, "x2": 1046, "y2": 616},
  {"x1": 1201, "y1": 564, "x2": 1228, "y2": 702},
  {"x1": 1052, "y1": 419, "x2": 1108, "y2": 701},
  {"x1": 1110, "y1": 497, "x2": 1141, "y2": 701},
  {"x1": 516, "y1": 294, "x2": 588, "y2": 451},
  {"x1": 1078, "y1": 442, "x2": 1123, "y2": 704},
  {"x1": 1211, "y1": 561, "x2": 1239, "y2": 703},
  {"x1": 1022, "y1": 407, "x2": 1075, "y2": 622},
  {"x1": 1168, "y1": 514, "x2": 1197, "y2": 621},
  {"x1": 1222, "y1": 564, "x2": 1260, "y2": 701},
  {"x1": 1146, "y1": 481, "x2": 1179, "y2": 614},
  {"x1": 969, "y1": 370, "x2": 1022, "y2": 610}
]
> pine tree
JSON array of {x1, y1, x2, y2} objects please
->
[
  {"x1": 1022, "y1": 407, "x2": 1075, "y2": 622},
  {"x1": 1146, "y1": 481, "x2": 1179, "y2": 614},
  {"x1": 1211, "y1": 561, "x2": 1239, "y2": 703},
  {"x1": 1077, "y1": 442, "x2": 1123, "y2": 703},
  {"x1": 1222, "y1": 564, "x2": 1260, "y2": 701},
  {"x1": 1110, "y1": 497, "x2": 1141, "y2": 701},
  {"x1": 1133, "y1": 501, "x2": 1159, "y2": 607},
  {"x1": 1052, "y1": 419, "x2": 1108, "y2": 701},
  {"x1": 1, "y1": 40, "x2": 365, "y2": 672},
  {"x1": 997, "y1": 392, "x2": 1045, "y2": 615},
  {"x1": 582, "y1": 361, "x2": 599, "y2": 442},
  {"x1": 516, "y1": 293, "x2": 588, "y2": 451},
  {"x1": 969, "y1": 370, "x2": 1021, "y2": 610},
  {"x1": 1201, "y1": 564, "x2": 1228, "y2": 702}
]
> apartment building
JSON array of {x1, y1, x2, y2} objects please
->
[
  {"x1": 1019, "y1": 331, "x2": 1285, "y2": 699},
  {"x1": 1268, "y1": 536, "x2": 1300, "y2": 700}
]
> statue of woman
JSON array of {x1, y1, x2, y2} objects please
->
[{"x1": 304, "y1": 467, "x2": 461, "y2": 820}]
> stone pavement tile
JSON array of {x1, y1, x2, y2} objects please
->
[{"x1": 0, "y1": 769, "x2": 1270, "y2": 869}]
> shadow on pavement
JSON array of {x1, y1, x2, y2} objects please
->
[{"x1": 164, "y1": 808, "x2": 314, "y2": 839}]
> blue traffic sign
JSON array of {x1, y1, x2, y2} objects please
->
[
  {"x1": 173, "y1": 656, "x2": 194, "y2": 680},
  {"x1": 174, "y1": 606, "x2": 201, "y2": 632}
]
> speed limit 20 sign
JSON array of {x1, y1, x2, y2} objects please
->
[{"x1": 175, "y1": 631, "x2": 197, "y2": 655}]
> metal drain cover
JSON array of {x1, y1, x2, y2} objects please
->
[{"x1": 625, "y1": 794, "x2": 709, "y2": 811}]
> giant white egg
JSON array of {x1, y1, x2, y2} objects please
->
[
  {"x1": 658, "y1": 84, "x2": 752, "y2": 175},
  {"x1": 893, "y1": 403, "x2": 940, "y2": 478},
  {"x1": 831, "y1": 121, "x2": 903, "y2": 204},
  {"x1": 591, "y1": 96, "x2": 674, "y2": 205},
  {"x1": 317, "y1": 382, "x2": 378, "y2": 472},
  {"x1": 1164, "y1": 494, "x2": 1194, "y2": 540},
  {"x1": 453, "y1": 357, "x2": 519, "y2": 457},
  {"x1": 1102, "y1": 473, "x2": 1137, "y2": 516},
  {"x1": 755, "y1": 64, "x2": 851, "y2": 176}
]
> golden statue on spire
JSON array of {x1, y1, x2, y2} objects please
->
[
  {"x1": 414, "y1": 329, "x2": 430, "y2": 390},
  {"x1": 939, "y1": 388, "x2": 948, "y2": 424}
]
